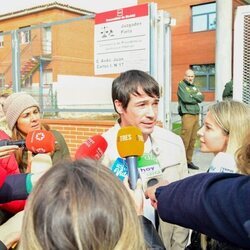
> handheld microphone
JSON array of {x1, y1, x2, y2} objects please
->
[
  {"x1": 117, "y1": 126, "x2": 144, "y2": 190},
  {"x1": 26, "y1": 130, "x2": 56, "y2": 154},
  {"x1": 111, "y1": 157, "x2": 128, "y2": 181},
  {"x1": 0, "y1": 139, "x2": 25, "y2": 148},
  {"x1": 30, "y1": 154, "x2": 53, "y2": 174},
  {"x1": 209, "y1": 152, "x2": 237, "y2": 173},
  {"x1": 0, "y1": 130, "x2": 55, "y2": 153},
  {"x1": 137, "y1": 153, "x2": 163, "y2": 191},
  {"x1": 75, "y1": 135, "x2": 108, "y2": 160},
  {"x1": 26, "y1": 130, "x2": 55, "y2": 174}
]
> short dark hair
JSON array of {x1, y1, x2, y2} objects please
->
[{"x1": 112, "y1": 70, "x2": 160, "y2": 113}]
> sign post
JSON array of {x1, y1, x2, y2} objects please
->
[{"x1": 94, "y1": 3, "x2": 150, "y2": 75}]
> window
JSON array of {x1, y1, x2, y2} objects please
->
[
  {"x1": 192, "y1": 2, "x2": 216, "y2": 32},
  {"x1": 191, "y1": 64, "x2": 215, "y2": 91},
  {"x1": 19, "y1": 26, "x2": 31, "y2": 44}
]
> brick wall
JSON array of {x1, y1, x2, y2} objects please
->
[{"x1": 41, "y1": 119, "x2": 115, "y2": 159}]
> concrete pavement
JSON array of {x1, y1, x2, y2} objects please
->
[{"x1": 188, "y1": 148, "x2": 214, "y2": 175}]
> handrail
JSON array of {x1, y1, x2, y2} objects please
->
[{"x1": 2, "y1": 34, "x2": 38, "y2": 76}]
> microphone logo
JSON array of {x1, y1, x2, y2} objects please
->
[
  {"x1": 116, "y1": 126, "x2": 144, "y2": 189},
  {"x1": 35, "y1": 147, "x2": 46, "y2": 153},
  {"x1": 35, "y1": 132, "x2": 45, "y2": 141}
]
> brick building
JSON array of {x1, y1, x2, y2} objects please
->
[{"x1": 0, "y1": 1, "x2": 248, "y2": 157}]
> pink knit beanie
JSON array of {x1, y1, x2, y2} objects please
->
[{"x1": 3, "y1": 92, "x2": 40, "y2": 130}]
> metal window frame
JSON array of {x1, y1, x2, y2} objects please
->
[
  {"x1": 191, "y1": 2, "x2": 216, "y2": 32},
  {"x1": 191, "y1": 64, "x2": 215, "y2": 91}
]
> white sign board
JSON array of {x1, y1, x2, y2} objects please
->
[
  {"x1": 94, "y1": 3, "x2": 150, "y2": 75},
  {"x1": 56, "y1": 75, "x2": 113, "y2": 109}
]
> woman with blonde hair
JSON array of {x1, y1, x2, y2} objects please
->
[
  {"x1": 197, "y1": 100, "x2": 250, "y2": 173},
  {"x1": 187, "y1": 100, "x2": 250, "y2": 249},
  {"x1": 19, "y1": 159, "x2": 164, "y2": 250},
  {"x1": 235, "y1": 132, "x2": 250, "y2": 175}
]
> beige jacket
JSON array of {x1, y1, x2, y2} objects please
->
[{"x1": 102, "y1": 123, "x2": 189, "y2": 250}]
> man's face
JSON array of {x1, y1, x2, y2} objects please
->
[
  {"x1": 184, "y1": 70, "x2": 195, "y2": 84},
  {"x1": 115, "y1": 87, "x2": 159, "y2": 139}
]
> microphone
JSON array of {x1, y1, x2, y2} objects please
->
[
  {"x1": 75, "y1": 135, "x2": 108, "y2": 160},
  {"x1": 117, "y1": 126, "x2": 144, "y2": 190},
  {"x1": 30, "y1": 154, "x2": 53, "y2": 174},
  {"x1": 137, "y1": 153, "x2": 163, "y2": 191},
  {"x1": 0, "y1": 139, "x2": 25, "y2": 148},
  {"x1": 26, "y1": 130, "x2": 55, "y2": 174},
  {"x1": 0, "y1": 130, "x2": 55, "y2": 153},
  {"x1": 208, "y1": 152, "x2": 237, "y2": 173},
  {"x1": 26, "y1": 130, "x2": 55, "y2": 154},
  {"x1": 111, "y1": 157, "x2": 128, "y2": 181}
]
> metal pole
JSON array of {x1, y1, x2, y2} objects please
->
[
  {"x1": 11, "y1": 30, "x2": 21, "y2": 92},
  {"x1": 39, "y1": 59, "x2": 44, "y2": 111},
  {"x1": 215, "y1": 0, "x2": 233, "y2": 101}
]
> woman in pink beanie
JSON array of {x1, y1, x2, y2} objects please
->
[{"x1": 3, "y1": 92, "x2": 71, "y2": 173}]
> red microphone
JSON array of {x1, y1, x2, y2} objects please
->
[
  {"x1": 26, "y1": 130, "x2": 55, "y2": 154},
  {"x1": 75, "y1": 135, "x2": 108, "y2": 160}
]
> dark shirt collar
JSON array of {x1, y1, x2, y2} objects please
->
[{"x1": 183, "y1": 79, "x2": 194, "y2": 86}]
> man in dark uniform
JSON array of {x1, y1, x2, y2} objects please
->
[{"x1": 177, "y1": 69, "x2": 204, "y2": 170}]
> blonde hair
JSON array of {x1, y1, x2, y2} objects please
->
[
  {"x1": 209, "y1": 100, "x2": 250, "y2": 155},
  {"x1": 235, "y1": 132, "x2": 250, "y2": 175},
  {"x1": 19, "y1": 159, "x2": 146, "y2": 250}
]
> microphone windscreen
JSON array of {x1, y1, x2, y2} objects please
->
[
  {"x1": 117, "y1": 126, "x2": 144, "y2": 158},
  {"x1": 111, "y1": 157, "x2": 128, "y2": 181},
  {"x1": 26, "y1": 130, "x2": 55, "y2": 154},
  {"x1": 75, "y1": 135, "x2": 108, "y2": 160},
  {"x1": 30, "y1": 154, "x2": 52, "y2": 174},
  {"x1": 137, "y1": 153, "x2": 163, "y2": 190},
  {"x1": 209, "y1": 152, "x2": 237, "y2": 173}
]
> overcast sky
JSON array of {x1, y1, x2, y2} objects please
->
[{"x1": 0, "y1": 0, "x2": 137, "y2": 14}]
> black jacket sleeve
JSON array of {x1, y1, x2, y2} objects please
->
[
  {"x1": 139, "y1": 215, "x2": 166, "y2": 250},
  {"x1": 0, "y1": 174, "x2": 28, "y2": 203},
  {"x1": 0, "y1": 241, "x2": 7, "y2": 250},
  {"x1": 155, "y1": 173, "x2": 250, "y2": 249}
]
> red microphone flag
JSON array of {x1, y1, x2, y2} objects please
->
[
  {"x1": 75, "y1": 135, "x2": 108, "y2": 160},
  {"x1": 26, "y1": 130, "x2": 55, "y2": 154}
]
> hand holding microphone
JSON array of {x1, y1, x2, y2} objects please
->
[
  {"x1": 75, "y1": 134, "x2": 108, "y2": 160},
  {"x1": 123, "y1": 177, "x2": 144, "y2": 215},
  {"x1": 0, "y1": 145, "x2": 19, "y2": 159},
  {"x1": 117, "y1": 126, "x2": 144, "y2": 190},
  {"x1": 25, "y1": 130, "x2": 56, "y2": 174}
]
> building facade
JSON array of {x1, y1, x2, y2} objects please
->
[
  {"x1": 0, "y1": 3, "x2": 94, "y2": 93},
  {"x1": 0, "y1": 1, "x2": 248, "y2": 156},
  {"x1": 139, "y1": 0, "x2": 247, "y2": 101}
]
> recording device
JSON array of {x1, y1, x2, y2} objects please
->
[
  {"x1": 111, "y1": 157, "x2": 128, "y2": 181},
  {"x1": 137, "y1": 153, "x2": 163, "y2": 191},
  {"x1": 0, "y1": 139, "x2": 25, "y2": 148},
  {"x1": 26, "y1": 130, "x2": 56, "y2": 154},
  {"x1": 31, "y1": 154, "x2": 53, "y2": 174},
  {"x1": 209, "y1": 152, "x2": 237, "y2": 173},
  {"x1": 27, "y1": 130, "x2": 55, "y2": 173},
  {"x1": 75, "y1": 134, "x2": 108, "y2": 160},
  {"x1": 117, "y1": 126, "x2": 144, "y2": 190},
  {"x1": 0, "y1": 130, "x2": 55, "y2": 154}
]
